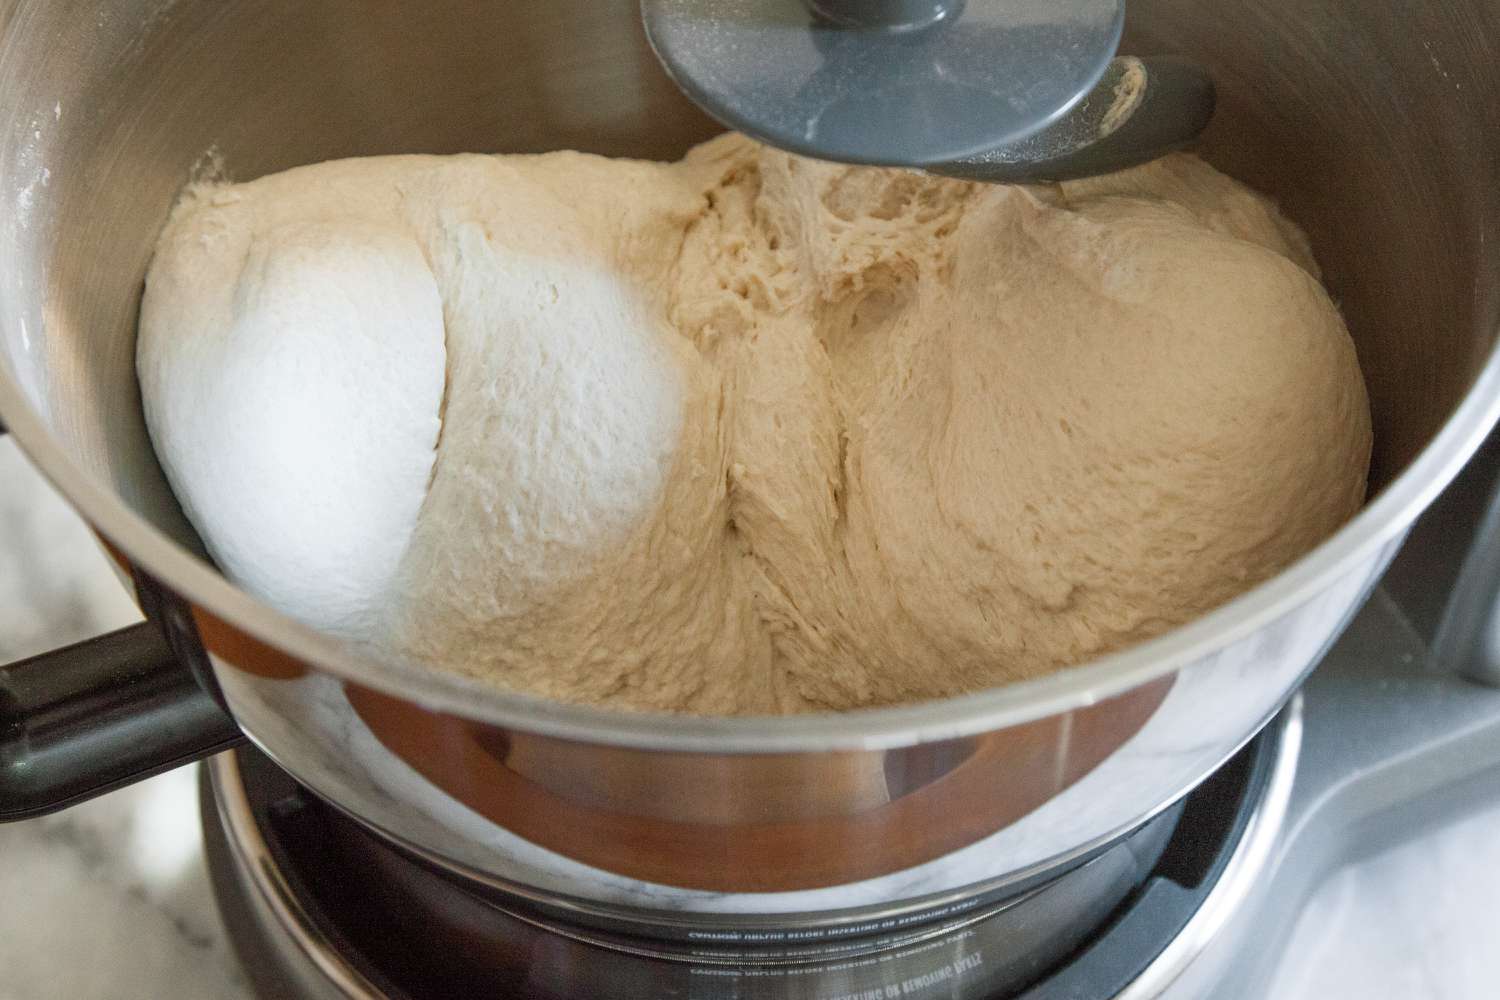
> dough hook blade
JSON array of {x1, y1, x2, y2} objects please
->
[{"x1": 642, "y1": 0, "x2": 1215, "y2": 182}]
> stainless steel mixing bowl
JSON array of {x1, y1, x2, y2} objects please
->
[{"x1": 1, "y1": 0, "x2": 1497, "y2": 928}]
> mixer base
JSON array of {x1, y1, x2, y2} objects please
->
[{"x1": 201, "y1": 711, "x2": 1286, "y2": 1000}]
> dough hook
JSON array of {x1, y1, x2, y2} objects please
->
[{"x1": 642, "y1": 0, "x2": 1215, "y2": 182}]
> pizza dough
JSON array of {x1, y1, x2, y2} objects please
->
[{"x1": 137, "y1": 134, "x2": 1371, "y2": 715}]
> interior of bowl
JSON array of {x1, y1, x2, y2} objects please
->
[{"x1": 1, "y1": 0, "x2": 1497, "y2": 632}]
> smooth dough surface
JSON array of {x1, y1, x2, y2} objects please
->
[{"x1": 138, "y1": 134, "x2": 1371, "y2": 715}]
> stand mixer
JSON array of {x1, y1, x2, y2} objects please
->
[
  {"x1": 192, "y1": 5, "x2": 1500, "y2": 997},
  {"x1": 1, "y1": 0, "x2": 1498, "y2": 997}
]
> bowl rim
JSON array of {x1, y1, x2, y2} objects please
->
[
  {"x1": 5, "y1": 345, "x2": 1497, "y2": 753},
  {"x1": 3, "y1": 265, "x2": 1499, "y2": 755}
]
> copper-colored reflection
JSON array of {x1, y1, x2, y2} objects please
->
[
  {"x1": 92, "y1": 532, "x2": 135, "y2": 580},
  {"x1": 194, "y1": 608, "x2": 310, "y2": 680},
  {"x1": 347, "y1": 676, "x2": 1172, "y2": 892},
  {"x1": 92, "y1": 534, "x2": 310, "y2": 682}
]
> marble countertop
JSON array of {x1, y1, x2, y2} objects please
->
[{"x1": 2, "y1": 435, "x2": 1498, "y2": 1000}]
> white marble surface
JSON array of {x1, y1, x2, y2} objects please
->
[{"x1": 2, "y1": 434, "x2": 1499, "y2": 1000}]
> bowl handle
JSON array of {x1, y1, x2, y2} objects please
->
[{"x1": 0, "y1": 430, "x2": 243, "y2": 821}]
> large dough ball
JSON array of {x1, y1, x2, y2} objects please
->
[{"x1": 138, "y1": 137, "x2": 1371, "y2": 715}]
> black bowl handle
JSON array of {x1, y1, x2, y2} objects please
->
[{"x1": 0, "y1": 427, "x2": 243, "y2": 821}]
